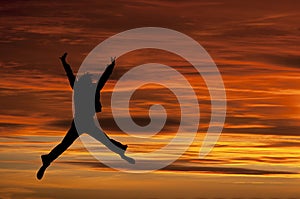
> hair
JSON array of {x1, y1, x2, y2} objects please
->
[{"x1": 73, "y1": 72, "x2": 95, "y2": 116}]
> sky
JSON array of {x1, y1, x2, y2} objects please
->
[{"x1": 0, "y1": 0, "x2": 300, "y2": 198}]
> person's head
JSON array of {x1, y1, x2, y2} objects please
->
[{"x1": 74, "y1": 72, "x2": 94, "y2": 116}]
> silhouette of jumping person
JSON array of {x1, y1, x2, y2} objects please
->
[{"x1": 37, "y1": 53, "x2": 134, "y2": 180}]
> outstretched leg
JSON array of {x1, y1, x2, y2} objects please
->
[
  {"x1": 109, "y1": 137, "x2": 128, "y2": 151},
  {"x1": 87, "y1": 126, "x2": 135, "y2": 164},
  {"x1": 37, "y1": 120, "x2": 79, "y2": 180}
]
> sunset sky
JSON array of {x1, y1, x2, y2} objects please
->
[{"x1": 1, "y1": 0, "x2": 300, "y2": 198}]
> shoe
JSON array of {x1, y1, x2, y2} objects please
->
[
  {"x1": 120, "y1": 154, "x2": 135, "y2": 164},
  {"x1": 37, "y1": 165, "x2": 47, "y2": 180},
  {"x1": 36, "y1": 155, "x2": 50, "y2": 180}
]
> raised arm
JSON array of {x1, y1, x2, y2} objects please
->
[
  {"x1": 96, "y1": 57, "x2": 116, "y2": 92},
  {"x1": 59, "y1": 53, "x2": 75, "y2": 89}
]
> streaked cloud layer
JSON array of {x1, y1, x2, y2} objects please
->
[{"x1": 0, "y1": 0, "x2": 300, "y2": 198}]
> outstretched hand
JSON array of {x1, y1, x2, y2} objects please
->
[
  {"x1": 110, "y1": 57, "x2": 116, "y2": 65},
  {"x1": 59, "y1": 52, "x2": 68, "y2": 61}
]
